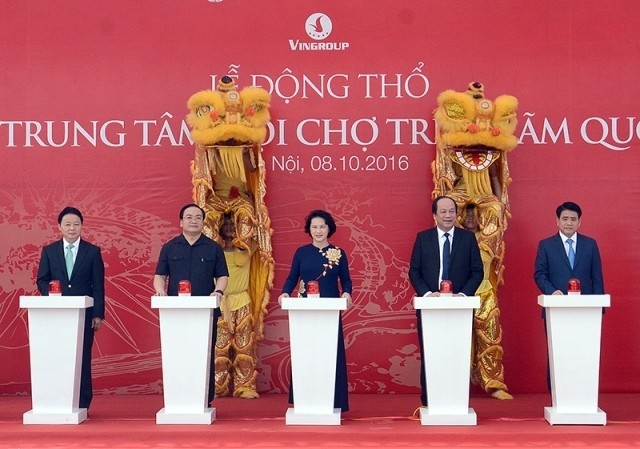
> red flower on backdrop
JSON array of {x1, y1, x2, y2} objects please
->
[{"x1": 229, "y1": 186, "x2": 240, "y2": 198}]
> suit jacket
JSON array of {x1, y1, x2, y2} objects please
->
[
  {"x1": 36, "y1": 238, "x2": 105, "y2": 319},
  {"x1": 409, "y1": 226, "x2": 483, "y2": 297},
  {"x1": 534, "y1": 233, "x2": 604, "y2": 295}
]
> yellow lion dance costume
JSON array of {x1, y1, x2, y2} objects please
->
[
  {"x1": 432, "y1": 82, "x2": 518, "y2": 400},
  {"x1": 186, "y1": 76, "x2": 274, "y2": 398}
]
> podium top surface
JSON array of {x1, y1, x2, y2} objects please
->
[
  {"x1": 538, "y1": 294, "x2": 610, "y2": 308},
  {"x1": 413, "y1": 296, "x2": 480, "y2": 310},
  {"x1": 19, "y1": 295, "x2": 94, "y2": 309},
  {"x1": 151, "y1": 295, "x2": 220, "y2": 309},
  {"x1": 281, "y1": 296, "x2": 347, "y2": 311}
]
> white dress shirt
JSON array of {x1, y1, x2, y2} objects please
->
[
  {"x1": 63, "y1": 238, "x2": 80, "y2": 264},
  {"x1": 437, "y1": 227, "x2": 454, "y2": 284},
  {"x1": 558, "y1": 232, "x2": 577, "y2": 258}
]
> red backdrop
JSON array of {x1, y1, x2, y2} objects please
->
[{"x1": 1, "y1": 0, "x2": 639, "y2": 396}]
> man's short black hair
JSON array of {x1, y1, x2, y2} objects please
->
[
  {"x1": 57, "y1": 206, "x2": 83, "y2": 224},
  {"x1": 432, "y1": 196, "x2": 456, "y2": 214},
  {"x1": 179, "y1": 203, "x2": 205, "y2": 219},
  {"x1": 556, "y1": 201, "x2": 582, "y2": 218}
]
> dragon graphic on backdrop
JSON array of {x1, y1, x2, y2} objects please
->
[
  {"x1": 432, "y1": 82, "x2": 518, "y2": 400},
  {"x1": 186, "y1": 76, "x2": 274, "y2": 398}
]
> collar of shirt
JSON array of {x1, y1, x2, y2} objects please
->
[
  {"x1": 559, "y1": 232, "x2": 577, "y2": 252},
  {"x1": 437, "y1": 227, "x2": 454, "y2": 241},
  {"x1": 179, "y1": 233, "x2": 205, "y2": 246},
  {"x1": 63, "y1": 238, "x2": 80, "y2": 258}
]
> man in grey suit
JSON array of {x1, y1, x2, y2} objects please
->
[
  {"x1": 409, "y1": 196, "x2": 483, "y2": 406},
  {"x1": 36, "y1": 206, "x2": 105, "y2": 410},
  {"x1": 534, "y1": 201, "x2": 604, "y2": 295}
]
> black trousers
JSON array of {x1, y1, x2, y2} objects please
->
[
  {"x1": 79, "y1": 309, "x2": 95, "y2": 409},
  {"x1": 208, "y1": 308, "x2": 222, "y2": 404},
  {"x1": 416, "y1": 312, "x2": 428, "y2": 406}
]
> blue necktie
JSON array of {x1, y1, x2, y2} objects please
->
[
  {"x1": 567, "y1": 238, "x2": 575, "y2": 269},
  {"x1": 65, "y1": 244, "x2": 75, "y2": 277},
  {"x1": 442, "y1": 233, "x2": 451, "y2": 280}
]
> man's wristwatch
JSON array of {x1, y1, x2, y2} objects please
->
[{"x1": 214, "y1": 289, "x2": 224, "y2": 295}]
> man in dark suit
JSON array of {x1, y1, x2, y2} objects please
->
[
  {"x1": 409, "y1": 196, "x2": 483, "y2": 406},
  {"x1": 36, "y1": 206, "x2": 105, "y2": 410},
  {"x1": 534, "y1": 201, "x2": 604, "y2": 295},
  {"x1": 534, "y1": 201, "x2": 604, "y2": 391}
]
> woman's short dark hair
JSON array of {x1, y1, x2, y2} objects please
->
[{"x1": 304, "y1": 209, "x2": 337, "y2": 238}]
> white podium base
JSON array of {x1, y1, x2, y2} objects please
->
[
  {"x1": 23, "y1": 408, "x2": 87, "y2": 425},
  {"x1": 419, "y1": 407, "x2": 477, "y2": 426},
  {"x1": 544, "y1": 406, "x2": 606, "y2": 426},
  {"x1": 285, "y1": 407, "x2": 341, "y2": 426},
  {"x1": 414, "y1": 296, "x2": 479, "y2": 427},
  {"x1": 156, "y1": 407, "x2": 215, "y2": 425}
]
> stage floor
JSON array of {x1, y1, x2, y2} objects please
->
[{"x1": 1, "y1": 393, "x2": 638, "y2": 448}]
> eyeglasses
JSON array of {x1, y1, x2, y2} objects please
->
[{"x1": 183, "y1": 215, "x2": 204, "y2": 221}]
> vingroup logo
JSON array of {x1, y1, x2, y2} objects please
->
[
  {"x1": 289, "y1": 12, "x2": 350, "y2": 51},
  {"x1": 305, "y1": 13, "x2": 332, "y2": 40}
]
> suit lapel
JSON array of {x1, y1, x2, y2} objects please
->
[
  {"x1": 54, "y1": 240, "x2": 70, "y2": 281},
  {"x1": 73, "y1": 240, "x2": 88, "y2": 280},
  {"x1": 449, "y1": 230, "x2": 459, "y2": 260},
  {"x1": 427, "y1": 229, "x2": 441, "y2": 285},
  {"x1": 428, "y1": 229, "x2": 439, "y2": 260},
  {"x1": 553, "y1": 234, "x2": 572, "y2": 269},
  {"x1": 573, "y1": 233, "x2": 582, "y2": 267}
]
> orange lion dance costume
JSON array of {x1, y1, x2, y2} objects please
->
[
  {"x1": 432, "y1": 82, "x2": 518, "y2": 400},
  {"x1": 186, "y1": 76, "x2": 274, "y2": 398}
]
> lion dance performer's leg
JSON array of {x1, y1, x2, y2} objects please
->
[
  {"x1": 230, "y1": 303, "x2": 259, "y2": 398},
  {"x1": 472, "y1": 285, "x2": 508, "y2": 395},
  {"x1": 214, "y1": 318, "x2": 233, "y2": 397}
]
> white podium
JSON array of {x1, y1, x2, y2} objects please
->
[
  {"x1": 20, "y1": 295, "x2": 93, "y2": 425},
  {"x1": 414, "y1": 296, "x2": 480, "y2": 426},
  {"x1": 282, "y1": 297, "x2": 348, "y2": 425},
  {"x1": 151, "y1": 295, "x2": 219, "y2": 425},
  {"x1": 539, "y1": 294, "x2": 610, "y2": 425}
]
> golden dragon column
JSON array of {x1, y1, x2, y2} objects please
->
[
  {"x1": 432, "y1": 82, "x2": 518, "y2": 400},
  {"x1": 186, "y1": 76, "x2": 274, "y2": 398}
]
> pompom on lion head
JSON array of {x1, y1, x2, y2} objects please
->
[
  {"x1": 186, "y1": 76, "x2": 271, "y2": 146},
  {"x1": 434, "y1": 82, "x2": 518, "y2": 152}
]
